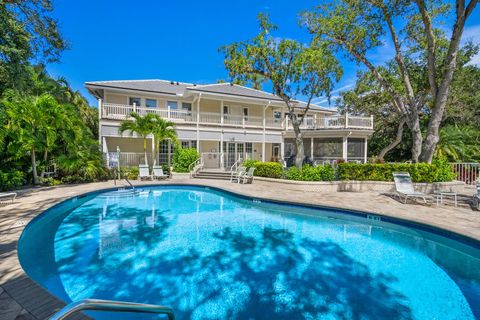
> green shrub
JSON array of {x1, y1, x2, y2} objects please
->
[
  {"x1": 255, "y1": 162, "x2": 283, "y2": 178},
  {"x1": 241, "y1": 160, "x2": 283, "y2": 178},
  {"x1": 173, "y1": 148, "x2": 200, "y2": 173},
  {"x1": 337, "y1": 160, "x2": 455, "y2": 182},
  {"x1": 0, "y1": 170, "x2": 25, "y2": 191},
  {"x1": 285, "y1": 165, "x2": 335, "y2": 181},
  {"x1": 242, "y1": 159, "x2": 259, "y2": 169}
]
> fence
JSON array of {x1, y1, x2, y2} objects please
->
[{"x1": 451, "y1": 162, "x2": 479, "y2": 185}]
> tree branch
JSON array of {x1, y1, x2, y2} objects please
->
[
  {"x1": 378, "y1": 2, "x2": 417, "y2": 103},
  {"x1": 378, "y1": 116, "x2": 406, "y2": 160},
  {"x1": 337, "y1": 38, "x2": 407, "y2": 115},
  {"x1": 415, "y1": 0, "x2": 438, "y2": 98}
]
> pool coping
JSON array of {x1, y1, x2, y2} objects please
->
[{"x1": 1, "y1": 180, "x2": 480, "y2": 319}]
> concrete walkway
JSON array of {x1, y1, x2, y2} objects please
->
[{"x1": 0, "y1": 178, "x2": 479, "y2": 319}]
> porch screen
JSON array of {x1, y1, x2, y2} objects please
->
[
  {"x1": 313, "y1": 138, "x2": 343, "y2": 159},
  {"x1": 347, "y1": 138, "x2": 365, "y2": 161}
]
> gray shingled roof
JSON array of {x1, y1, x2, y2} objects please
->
[
  {"x1": 186, "y1": 83, "x2": 283, "y2": 101},
  {"x1": 85, "y1": 80, "x2": 191, "y2": 96},
  {"x1": 85, "y1": 79, "x2": 333, "y2": 112}
]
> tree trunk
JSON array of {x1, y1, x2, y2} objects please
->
[
  {"x1": 378, "y1": 118, "x2": 406, "y2": 161},
  {"x1": 290, "y1": 114, "x2": 305, "y2": 168},
  {"x1": 40, "y1": 150, "x2": 48, "y2": 178},
  {"x1": 143, "y1": 138, "x2": 148, "y2": 166},
  {"x1": 31, "y1": 147, "x2": 39, "y2": 185}
]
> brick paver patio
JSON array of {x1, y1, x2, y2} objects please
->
[{"x1": 0, "y1": 178, "x2": 478, "y2": 319}]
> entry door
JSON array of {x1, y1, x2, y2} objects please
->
[{"x1": 226, "y1": 142, "x2": 236, "y2": 168}]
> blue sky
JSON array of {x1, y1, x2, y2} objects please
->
[{"x1": 46, "y1": 0, "x2": 480, "y2": 107}]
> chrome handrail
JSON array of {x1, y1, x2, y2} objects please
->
[{"x1": 49, "y1": 299, "x2": 175, "y2": 320}]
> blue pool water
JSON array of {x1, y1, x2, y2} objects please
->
[{"x1": 18, "y1": 185, "x2": 480, "y2": 320}]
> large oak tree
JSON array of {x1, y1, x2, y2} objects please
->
[{"x1": 303, "y1": 0, "x2": 478, "y2": 163}]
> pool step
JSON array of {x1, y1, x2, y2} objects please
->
[{"x1": 194, "y1": 170, "x2": 232, "y2": 180}]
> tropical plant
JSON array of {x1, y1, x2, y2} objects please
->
[
  {"x1": 173, "y1": 148, "x2": 199, "y2": 173},
  {"x1": 2, "y1": 92, "x2": 62, "y2": 184},
  {"x1": 119, "y1": 113, "x2": 157, "y2": 165},
  {"x1": 221, "y1": 13, "x2": 341, "y2": 168},
  {"x1": 150, "y1": 116, "x2": 177, "y2": 166},
  {"x1": 435, "y1": 125, "x2": 480, "y2": 162}
]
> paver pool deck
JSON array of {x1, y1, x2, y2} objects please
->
[{"x1": 1, "y1": 178, "x2": 479, "y2": 319}]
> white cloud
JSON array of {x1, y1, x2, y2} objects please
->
[{"x1": 462, "y1": 24, "x2": 480, "y2": 66}]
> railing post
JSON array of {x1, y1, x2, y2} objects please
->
[
  {"x1": 167, "y1": 105, "x2": 171, "y2": 119},
  {"x1": 345, "y1": 113, "x2": 349, "y2": 129},
  {"x1": 133, "y1": 103, "x2": 137, "y2": 114},
  {"x1": 370, "y1": 115, "x2": 374, "y2": 129}
]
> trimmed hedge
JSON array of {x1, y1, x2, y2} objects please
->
[
  {"x1": 337, "y1": 160, "x2": 455, "y2": 183},
  {"x1": 243, "y1": 160, "x2": 283, "y2": 179},
  {"x1": 285, "y1": 165, "x2": 335, "y2": 181}
]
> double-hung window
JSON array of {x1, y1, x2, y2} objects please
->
[{"x1": 182, "y1": 102, "x2": 192, "y2": 111}]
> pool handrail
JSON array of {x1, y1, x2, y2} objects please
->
[{"x1": 49, "y1": 298, "x2": 175, "y2": 320}]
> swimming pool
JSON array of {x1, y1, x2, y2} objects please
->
[{"x1": 18, "y1": 185, "x2": 480, "y2": 320}]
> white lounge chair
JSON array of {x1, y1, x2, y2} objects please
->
[
  {"x1": 240, "y1": 167, "x2": 256, "y2": 184},
  {"x1": 138, "y1": 165, "x2": 151, "y2": 180},
  {"x1": 0, "y1": 192, "x2": 17, "y2": 205},
  {"x1": 231, "y1": 166, "x2": 246, "y2": 183},
  {"x1": 152, "y1": 166, "x2": 169, "y2": 180},
  {"x1": 392, "y1": 172, "x2": 434, "y2": 204},
  {"x1": 473, "y1": 180, "x2": 480, "y2": 210}
]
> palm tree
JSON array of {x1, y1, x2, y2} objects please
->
[
  {"x1": 3, "y1": 92, "x2": 61, "y2": 184},
  {"x1": 435, "y1": 125, "x2": 480, "y2": 162},
  {"x1": 119, "y1": 113, "x2": 157, "y2": 165},
  {"x1": 150, "y1": 116, "x2": 177, "y2": 166}
]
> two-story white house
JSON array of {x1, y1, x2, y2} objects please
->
[{"x1": 85, "y1": 79, "x2": 374, "y2": 168}]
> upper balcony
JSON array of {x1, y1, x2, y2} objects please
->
[{"x1": 101, "y1": 103, "x2": 373, "y2": 131}]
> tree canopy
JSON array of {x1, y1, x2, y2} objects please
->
[
  {"x1": 221, "y1": 13, "x2": 342, "y2": 167},
  {"x1": 303, "y1": 0, "x2": 478, "y2": 163}
]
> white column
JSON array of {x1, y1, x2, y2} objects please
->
[
  {"x1": 98, "y1": 98, "x2": 103, "y2": 145},
  {"x1": 220, "y1": 130, "x2": 224, "y2": 170},
  {"x1": 310, "y1": 137, "x2": 314, "y2": 159},
  {"x1": 342, "y1": 136, "x2": 348, "y2": 161},
  {"x1": 364, "y1": 137, "x2": 368, "y2": 163},
  {"x1": 196, "y1": 94, "x2": 201, "y2": 151},
  {"x1": 262, "y1": 105, "x2": 267, "y2": 162},
  {"x1": 280, "y1": 135, "x2": 285, "y2": 160},
  {"x1": 220, "y1": 100, "x2": 224, "y2": 125}
]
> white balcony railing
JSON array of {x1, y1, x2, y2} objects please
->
[
  {"x1": 285, "y1": 114, "x2": 373, "y2": 130},
  {"x1": 101, "y1": 103, "x2": 372, "y2": 130}
]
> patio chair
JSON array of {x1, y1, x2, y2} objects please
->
[
  {"x1": 231, "y1": 166, "x2": 246, "y2": 183},
  {"x1": 138, "y1": 164, "x2": 152, "y2": 180},
  {"x1": 392, "y1": 172, "x2": 434, "y2": 204},
  {"x1": 240, "y1": 167, "x2": 256, "y2": 184},
  {"x1": 0, "y1": 192, "x2": 17, "y2": 205},
  {"x1": 473, "y1": 180, "x2": 480, "y2": 210},
  {"x1": 152, "y1": 166, "x2": 169, "y2": 180}
]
